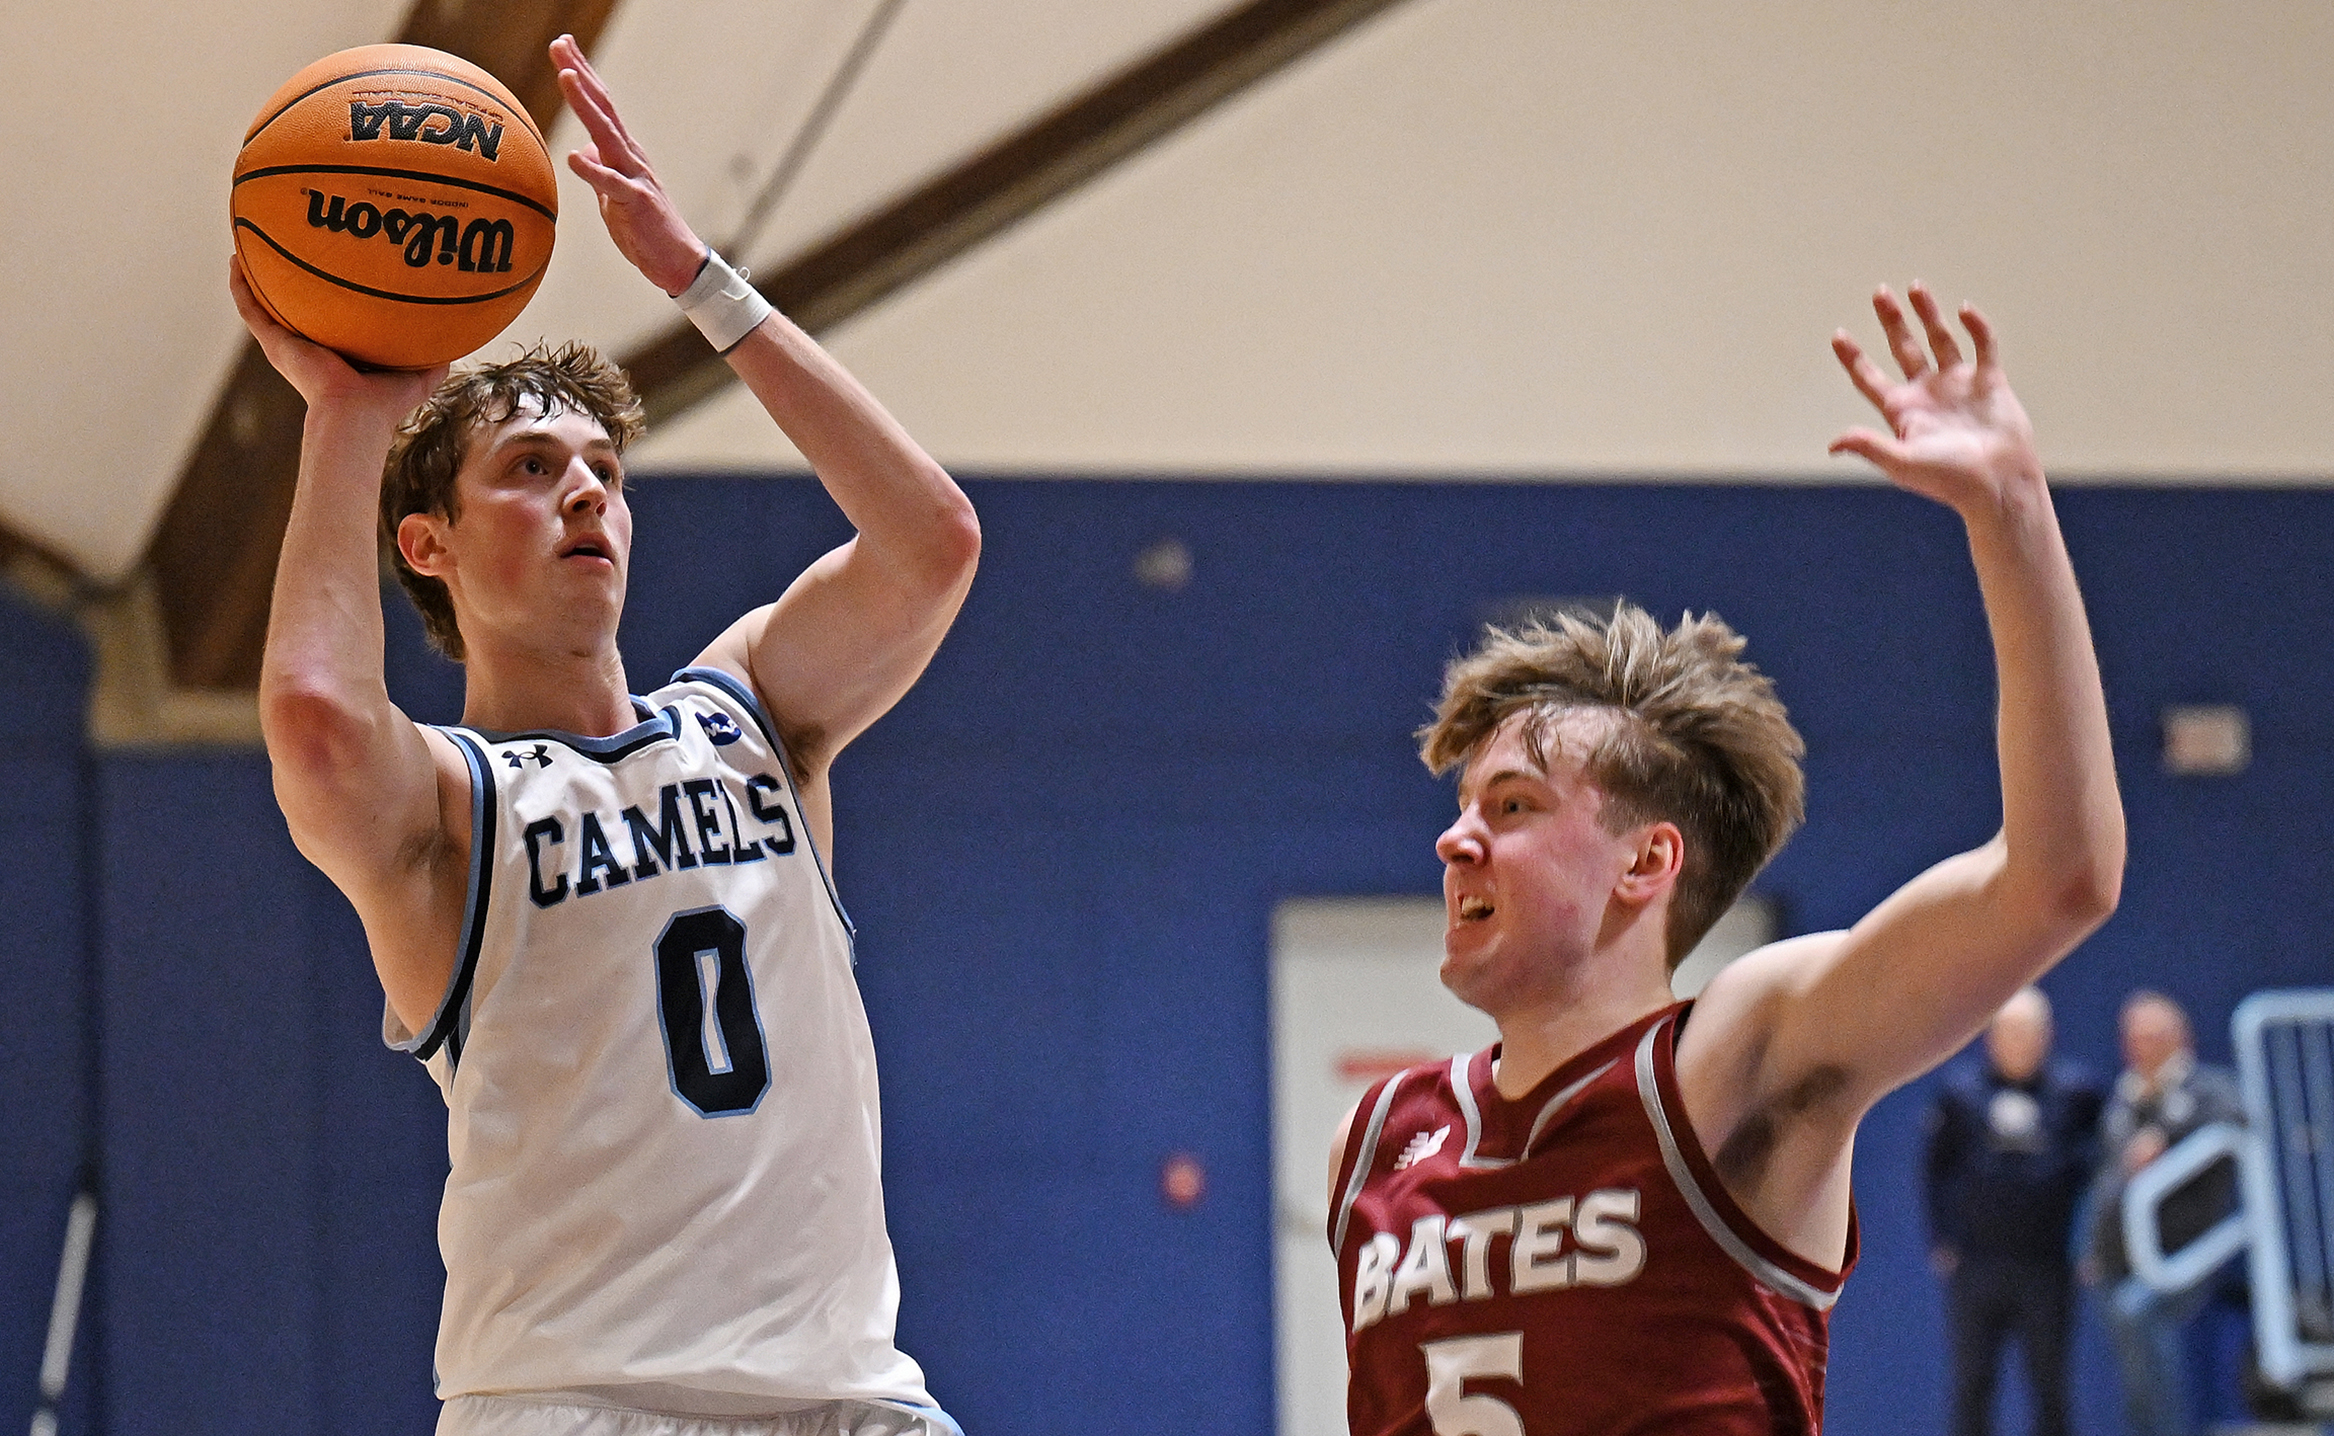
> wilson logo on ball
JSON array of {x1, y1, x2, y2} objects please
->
[
  {"x1": 347, "y1": 100, "x2": 505, "y2": 160},
  {"x1": 304, "y1": 191, "x2": 516, "y2": 273}
]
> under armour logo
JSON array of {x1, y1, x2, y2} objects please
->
[
  {"x1": 1393, "y1": 1125, "x2": 1450, "y2": 1171},
  {"x1": 503, "y1": 744, "x2": 552, "y2": 769},
  {"x1": 697, "y1": 711, "x2": 743, "y2": 746}
]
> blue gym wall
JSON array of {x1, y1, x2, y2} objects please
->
[
  {"x1": 0, "y1": 596, "x2": 92, "y2": 1435},
  {"x1": 3, "y1": 479, "x2": 2330, "y2": 1435}
]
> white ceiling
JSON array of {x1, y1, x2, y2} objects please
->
[{"x1": 8, "y1": 0, "x2": 2334, "y2": 583}]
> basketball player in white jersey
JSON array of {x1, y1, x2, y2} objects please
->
[{"x1": 232, "y1": 36, "x2": 976, "y2": 1436}]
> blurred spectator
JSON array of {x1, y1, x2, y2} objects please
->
[
  {"x1": 1925, "y1": 987, "x2": 2103, "y2": 1436},
  {"x1": 2080, "y1": 990, "x2": 2246, "y2": 1436}
]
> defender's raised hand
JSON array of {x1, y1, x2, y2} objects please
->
[
  {"x1": 1830, "y1": 283, "x2": 2042, "y2": 514},
  {"x1": 551, "y1": 34, "x2": 707, "y2": 296}
]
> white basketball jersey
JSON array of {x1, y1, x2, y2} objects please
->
[{"x1": 384, "y1": 667, "x2": 937, "y2": 1415}]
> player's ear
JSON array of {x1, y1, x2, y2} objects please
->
[
  {"x1": 399, "y1": 511, "x2": 452, "y2": 579},
  {"x1": 1616, "y1": 821, "x2": 1684, "y2": 904}
]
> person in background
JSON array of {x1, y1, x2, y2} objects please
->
[
  {"x1": 2082, "y1": 990, "x2": 2247, "y2": 1436},
  {"x1": 1925, "y1": 987, "x2": 2103, "y2": 1436}
]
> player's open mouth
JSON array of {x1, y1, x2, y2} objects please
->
[
  {"x1": 1457, "y1": 896, "x2": 1493, "y2": 921},
  {"x1": 561, "y1": 540, "x2": 612, "y2": 563}
]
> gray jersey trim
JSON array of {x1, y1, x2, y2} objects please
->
[
  {"x1": 1522, "y1": 1060, "x2": 1618, "y2": 1158},
  {"x1": 1453, "y1": 1053, "x2": 1504, "y2": 1168},
  {"x1": 1331, "y1": 1071, "x2": 1410, "y2": 1255},
  {"x1": 1457, "y1": 1051, "x2": 1615, "y2": 1168},
  {"x1": 1633, "y1": 1019, "x2": 1839, "y2": 1311}
]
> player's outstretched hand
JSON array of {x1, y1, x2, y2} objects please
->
[
  {"x1": 1829, "y1": 283, "x2": 2043, "y2": 515},
  {"x1": 552, "y1": 34, "x2": 708, "y2": 297},
  {"x1": 228, "y1": 256, "x2": 447, "y2": 416}
]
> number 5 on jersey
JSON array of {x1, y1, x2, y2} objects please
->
[{"x1": 1422, "y1": 1332, "x2": 1525, "y2": 1436}]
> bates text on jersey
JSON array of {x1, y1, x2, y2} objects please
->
[{"x1": 1351, "y1": 1188, "x2": 1646, "y2": 1333}]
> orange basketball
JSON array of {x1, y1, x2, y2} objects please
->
[{"x1": 232, "y1": 44, "x2": 557, "y2": 370}]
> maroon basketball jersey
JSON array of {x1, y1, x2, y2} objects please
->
[{"x1": 1331, "y1": 1003, "x2": 1856, "y2": 1436}]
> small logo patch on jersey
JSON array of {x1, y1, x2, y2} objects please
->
[
  {"x1": 697, "y1": 711, "x2": 744, "y2": 745},
  {"x1": 503, "y1": 744, "x2": 552, "y2": 769},
  {"x1": 1393, "y1": 1125, "x2": 1450, "y2": 1170}
]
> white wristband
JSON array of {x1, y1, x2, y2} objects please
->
[{"x1": 675, "y1": 249, "x2": 774, "y2": 353}]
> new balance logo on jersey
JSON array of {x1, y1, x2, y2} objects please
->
[
  {"x1": 503, "y1": 744, "x2": 552, "y2": 769},
  {"x1": 520, "y1": 774, "x2": 799, "y2": 908},
  {"x1": 1393, "y1": 1126, "x2": 1450, "y2": 1170},
  {"x1": 1349, "y1": 1189, "x2": 1647, "y2": 1333},
  {"x1": 697, "y1": 711, "x2": 744, "y2": 745}
]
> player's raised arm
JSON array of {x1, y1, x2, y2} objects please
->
[
  {"x1": 235, "y1": 260, "x2": 472, "y2": 1031},
  {"x1": 1691, "y1": 285, "x2": 2123, "y2": 1140},
  {"x1": 552, "y1": 37, "x2": 980, "y2": 789}
]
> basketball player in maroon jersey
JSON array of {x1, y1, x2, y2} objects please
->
[{"x1": 1329, "y1": 286, "x2": 2123, "y2": 1435}]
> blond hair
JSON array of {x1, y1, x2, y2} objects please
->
[
  {"x1": 380, "y1": 342, "x2": 646, "y2": 660},
  {"x1": 1419, "y1": 604, "x2": 1806, "y2": 967}
]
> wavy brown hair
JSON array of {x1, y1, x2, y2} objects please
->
[
  {"x1": 379, "y1": 342, "x2": 646, "y2": 660},
  {"x1": 1419, "y1": 604, "x2": 1806, "y2": 968}
]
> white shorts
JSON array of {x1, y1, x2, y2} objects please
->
[{"x1": 438, "y1": 1394, "x2": 960, "y2": 1436}]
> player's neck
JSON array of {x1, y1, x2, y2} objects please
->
[
  {"x1": 459, "y1": 637, "x2": 635, "y2": 737},
  {"x1": 1488, "y1": 945, "x2": 1674, "y2": 1100}
]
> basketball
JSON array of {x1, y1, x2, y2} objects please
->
[{"x1": 231, "y1": 44, "x2": 558, "y2": 371}]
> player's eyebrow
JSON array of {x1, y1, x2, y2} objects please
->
[
  {"x1": 487, "y1": 429, "x2": 621, "y2": 462},
  {"x1": 1459, "y1": 764, "x2": 1545, "y2": 805}
]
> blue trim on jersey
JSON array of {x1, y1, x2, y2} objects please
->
[
  {"x1": 410, "y1": 729, "x2": 496, "y2": 1069},
  {"x1": 467, "y1": 698, "x2": 678, "y2": 764},
  {"x1": 675, "y1": 665, "x2": 856, "y2": 939}
]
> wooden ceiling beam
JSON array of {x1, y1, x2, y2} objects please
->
[
  {"x1": 624, "y1": 0, "x2": 1414, "y2": 428},
  {"x1": 144, "y1": 0, "x2": 621, "y2": 690},
  {"x1": 0, "y1": 521, "x2": 92, "y2": 596}
]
